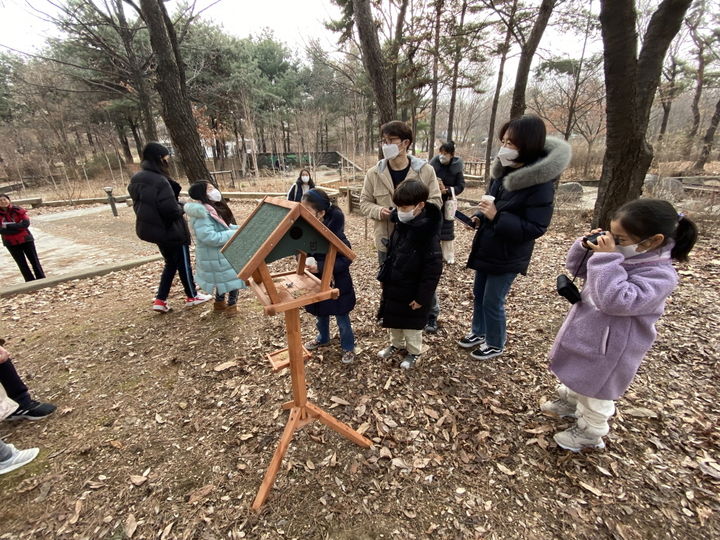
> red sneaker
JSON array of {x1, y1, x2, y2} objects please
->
[{"x1": 152, "y1": 299, "x2": 170, "y2": 313}]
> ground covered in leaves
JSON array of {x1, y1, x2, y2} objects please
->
[{"x1": 0, "y1": 202, "x2": 718, "y2": 539}]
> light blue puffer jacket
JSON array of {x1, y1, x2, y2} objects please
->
[{"x1": 185, "y1": 202, "x2": 246, "y2": 295}]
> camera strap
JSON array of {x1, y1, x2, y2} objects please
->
[{"x1": 569, "y1": 250, "x2": 591, "y2": 284}]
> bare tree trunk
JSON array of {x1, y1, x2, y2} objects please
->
[
  {"x1": 115, "y1": 122, "x2": 134, "y2": 164},
  {"x1": 115, "y1": 0, "x2": 157, "y2": 142},
  {"x1": 127, "y1": 116, "x2": 143, "y2": 159},
  {"x1": 138, "y1": 0, "x2": 210, "y2": 182},
  {"x1": 692, "y1": 96, "x2": 720, "y2": 171},
  {"x1": 352, "y1": 0, "x2": 396, "y2": 127},
  {"x1": 563, "y1": 12, "x2": 593, "y2": 140},
  {"x1": 593, "y1": 0, "x2": 692, "y2": 228},
  {"x1": 509, "y1": 0, "x2": 557, "y2": 119},
  {"x1": 484, "y1": 0, "x2": 517, "y2": 182},
  {"x1": 428, "y1": 0, "x2": 443, "y2": 160},
  {"x1": 447, "y1": 0, "x2": 468, "y2": 142}
]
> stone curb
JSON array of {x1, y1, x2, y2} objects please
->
[{"x1": 0, "y1": 255, "x2": 163, "y2": 297}]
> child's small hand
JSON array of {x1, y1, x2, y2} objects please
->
[
  {"x1": 409, "y1": 300, "x2": 422, "y2": 310},
  {"x1": 587, "y1": 233, "x2": 616, "y2": 253},
  {"x1": 307, "y1": 265, "x2": 318, "y2": 273},
  {"x1": 467, "y1": 216, "x2": 480, "y2": 229}
]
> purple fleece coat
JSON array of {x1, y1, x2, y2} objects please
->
[{"x1": 549, "y1": 239, "x2": 678, "y2": 400}]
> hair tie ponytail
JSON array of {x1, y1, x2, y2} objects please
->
[{"x1": 678, "y1": 212, "x2": 685, "y2": 221}]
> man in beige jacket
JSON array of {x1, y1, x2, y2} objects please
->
[{"x1": 360, "y1": 121, "x2": 442, "y2": 265}]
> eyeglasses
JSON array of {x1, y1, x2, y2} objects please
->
[{"x1": 380, "y1": 137, "x2": 402, "y2": 145}]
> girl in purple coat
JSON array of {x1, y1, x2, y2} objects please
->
[{"x1": 543, "y1": 199, "x2": 698, "y2": 452}]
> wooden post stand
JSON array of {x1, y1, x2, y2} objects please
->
[
  {"x1": 252, "y1": 308, "x2": 372, "y2": 510},
  {"x1": 219, "y1": 197, "x2": 371, "y2": 509}
]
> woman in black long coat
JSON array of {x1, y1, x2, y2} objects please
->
[{"x1": 429, "y1": 140, "x2": 465, "y2": 264}]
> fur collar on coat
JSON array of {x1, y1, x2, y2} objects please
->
[{"x1": 491, "y1": 136, "x2": 572, "y2": 192}]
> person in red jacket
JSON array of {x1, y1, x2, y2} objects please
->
[{"x1": 0, "y1": 194, "x2": 45, "y2": 281}]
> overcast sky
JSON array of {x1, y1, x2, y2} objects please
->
[
  {"x1": 0, "y1": 0, "x2": 343, "y2": 56},
  {"x1": 0, "y1": 0, "x2": 599, "y2": 89}
]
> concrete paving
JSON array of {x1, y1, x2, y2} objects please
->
[{"x1": 0, "y1": 204, "x2": 157, "y2": 290}]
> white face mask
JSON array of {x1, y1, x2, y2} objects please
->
[
  {"x1": 301, "y1": 175, "x2": 310, "y2": 183},
  {"x1": 497, "y1": 146, "x2": 519, "y2": 167},
  {"x1": 207, "y1": 188, "x2": 222, "y2": 202},
  {"x1": 439, "y1": 154, "x2": 450, "y2": 164},
  {"x1": 382, "y1": 143, "x2": 400, "y2": 160},
  {"x1": 615, "y1": 243, "x2": 644, "y2": 259},
  {"x1": 397, "y1": 206, "x2": 417, "y2": 223}
]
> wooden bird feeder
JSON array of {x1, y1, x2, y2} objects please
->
[{"x1": 221, "y1": 196, "x2": 372, "y2": 509}]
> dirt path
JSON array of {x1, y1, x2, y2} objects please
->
[{"x1": 0, "y1": 205, "x2": 155, "y2": 286}]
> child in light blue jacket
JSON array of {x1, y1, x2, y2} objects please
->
[{"x1": 186, "y1": 182, "x2": 246, "y2": 316}]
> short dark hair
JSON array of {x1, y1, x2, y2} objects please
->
[
  {"x1": 392, "y1": 179, "x2": 429, "y2": 207},
  {"x1": 439, "y1": 140, "x2": 455, "y2": 154},
  {"x1": 381, "y1": 120, "x2": 413, "y2": 145},
  {"x1": 499, "y1": 114, "x2": 546, "y2": 164},
  {"x1": 614, "y1": 198, "x2": 698, "y2": 262},
  {"x1": 0, "y1": 193, "x2": 10, "y2": 201}
]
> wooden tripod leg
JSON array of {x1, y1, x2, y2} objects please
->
[
  {"x1": 252, "y1": 407, "x2": 302, "y2": 510},
  {"x1": 305, "y1": 402, "x2": 372, "y2": 448}
]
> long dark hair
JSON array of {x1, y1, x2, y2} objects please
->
[
  {"x1": 499, "y1": 115, "x2": 546, "y2": 164},
  {"x1": 188, "y1": 181, "x2": 237, "y2": 225},
  {"x1": 296, "y1": 169, "x2": 316, "y2": 189},
  {"x1": 614, "y1": 199, "x2": 697, "y2": 262}
]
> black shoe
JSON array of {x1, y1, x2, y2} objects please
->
[
  {"x1": 457, "y1": 333, "x2": 486, "y2": 349},
  {"x1": 424, "y1": 317, "x2": 438, "y2": 334},
  {"x1": 470, "y1": 345, "x2": 503, "y2": 360},
  {"x1": 7, "y1": 400, "x2": 57, "y2": 421}
]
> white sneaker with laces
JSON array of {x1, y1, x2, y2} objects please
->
[
  {"x1": 0, "y1": 444, "x2": 40, "y2": 475},
  {"x1": 185, "y1": 293, "x2": 213, "y2": 307},
  {"x1": 541, "y1": 398, "x2": 578, "y2": 418},
  {"x1": 553, "y1": 425, "x2": 605, "y2": 452}
]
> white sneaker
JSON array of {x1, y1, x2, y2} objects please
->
[
  {"x1": 185, "y1": 293, "x2": 213, "y2": 307},
  {"x1": 553, "y1": 425, "x2": 605, "y2": 452},
  {"x1": 0, "y1": 444, "x2": 39, "y2": 475},
  {"x1": 541, "y1": 398, "x2": 578, "y2": 418}
]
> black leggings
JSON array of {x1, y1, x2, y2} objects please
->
[{"x1": 6, "y1": 241, "x2": 45, "y2": 282}]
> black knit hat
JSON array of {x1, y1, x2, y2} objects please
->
[{"x1": 142, "y1": 142, "x2": 170, "y2": 163}]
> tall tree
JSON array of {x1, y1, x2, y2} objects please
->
[
  {"x1": 484, "y1": 0, "x2": 518, "y2": 181},
  {"x1": 351, "y1": 0, "x2": 397, "y2": 125},
  {"x1": 593, "y1": 0, "x2": 693, "y2": 228},
  {"x1": 428, "y1": 0, "x2": 444, "y2": 159},
  {"x1": 135, "y1": 0, "x2": 210, "y2": 182},
  {"x1": 509, "y1": 0, "x2": 558, "y2": 119}
]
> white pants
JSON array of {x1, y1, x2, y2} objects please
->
[
  {"x1": 390, "y1": 328, "x2": 423, "y2": 356},
  {"x1": 558, "y1": 384, "x2": 615, "y2": 437},
  {"x1": 441, "y1": 240, "x2": 454, "y2": 263}
]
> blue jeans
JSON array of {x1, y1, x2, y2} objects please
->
[
  {"x1": 316, "y1": 313, "x2": 355, "y2": 352},
  {"x1": 471, "y1": 271, "x2": 517, "y2": 349},
  {"x1": 216, "y1": 289, "x2": 239, "y2": 306}
]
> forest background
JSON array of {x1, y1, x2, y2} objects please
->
[{"x1": 0, "y1": 0, "x2": 718, "y2": 226}]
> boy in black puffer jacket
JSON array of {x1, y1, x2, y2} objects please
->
[{"x1": 377, "y1": 180, "x2": 443, "y2": 369}]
